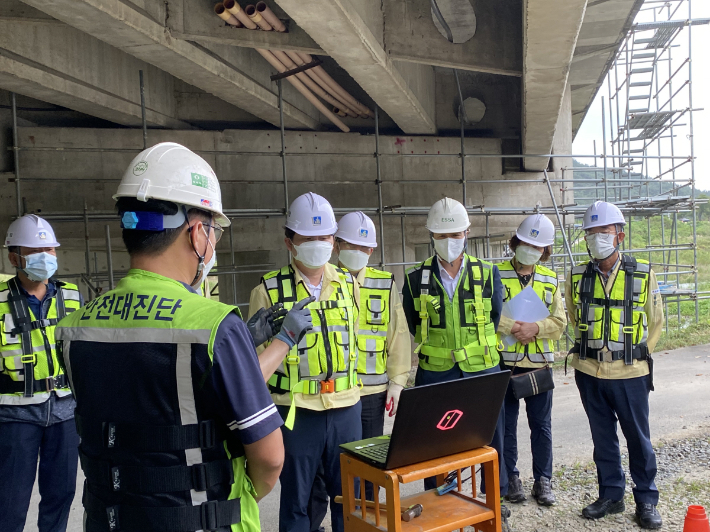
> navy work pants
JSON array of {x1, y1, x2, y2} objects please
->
[
  {"x1": 308, "y1": 391, "x2": 386, "y2": 532},
  {"x1": 0, "y1": 419, "x2": 79, "y2": 532},
  {"x1": 575, "y1": 370, "x2": 658, "y2": 504},
  {"x1": 277, "y1": 403, "x2": 362, "y2": 532},
  {"x1": 415, "y1": 364, "x2": 508, "y2": 496},
  {"x1": 503, "y1": 367, "x2": 553, "y2": 481}
]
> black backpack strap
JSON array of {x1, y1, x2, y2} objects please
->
[
  {"x1": 7, "y1": 278, "x2": 35, "y2": 397},
  {"x1": 54, "y1": 280, "x2": 67, "y2": 320},
  {"x1": 577, "y1": 263, "x2": 596, "y2": 361},
  {"x1": 622, "y1": 255, "x2": 638, "y2": 365}
]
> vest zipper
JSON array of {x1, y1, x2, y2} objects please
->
[{"x1": 319, "y1": 310, "x2": 334, "y2": 380}]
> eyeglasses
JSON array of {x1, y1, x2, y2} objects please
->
[{"x1": 207, "y1": 222, "x2": 223, "y2": 243}]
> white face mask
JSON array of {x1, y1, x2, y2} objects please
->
[
  {"x1": 339, "y1": 249, "x2": 369, "y2": 272},
  {"x1": 293, "y1": 240, "x2": 333, "y2": 268},
  {"x1": 191, "y1": 228, "x2": 216, "y2": 289},
  {"x1": 434, "y1": 237, "x2": 465, "y2": 263},
  {"x1": 515, "y1": 245, "x2": 543, "y2": 265},
  {"x1": 586, "y1": 232, "x2": 618, "y2": 260}
]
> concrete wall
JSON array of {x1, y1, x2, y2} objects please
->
[{"x1": 0, "y1": 125, "x2": 572, "y2": 302}]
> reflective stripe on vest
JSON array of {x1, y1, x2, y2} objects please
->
[
  {"x1": 498, "y1": 261, "x2": 558, "y2": 364},
  {"x1": 571, "y1": 256, "x2": 650, "y2": 364},
  {"x1": 262, "y1": 265, "x2": 357, "y2": 428},
  {"x1": 354, "y1": 267, "x2": 392, "y2": 387},
  {"x1": 55, "y1": 269, "x2": 245, "y2": 531},
  {"x1": 407, "y1": 255, "x2": 499, "y2": 371},
  {"x1": 0, "y1": 278, "x2": 81, "y2": 400}
]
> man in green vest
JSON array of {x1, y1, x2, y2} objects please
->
[
  {"x1": 308, "y1": 211, "x2": 411, "y2": 532},
  {"x1": 402, "y1": 198, "x2": 509, "y2": 516},
  {"x1": 0, "y1": 214, "x2": 82, "y2": 532},
  {"x1": 56, "y1": 142, "x2": 313, "y2": 532},
  {"x1": 566, "y1": 201, "x2": 663, "y2": 529},
  {"x1": 496, "y1": 214, "x2": 566, "y2": 506},
  {"x1": 248, "y1": 192, "x2": 361, "y2": 532}
]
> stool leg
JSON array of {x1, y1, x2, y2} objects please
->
[{"x1": 385, "y1": 473, "x2": 402, "y2": 532}]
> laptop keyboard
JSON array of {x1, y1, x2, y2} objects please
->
[{"x1": 355, "y1": 442, "x2": 390, "y2": 462}]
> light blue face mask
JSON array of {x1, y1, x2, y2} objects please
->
[{"x1": 20, "y1": 252, "x2": 58, "y2": 282}]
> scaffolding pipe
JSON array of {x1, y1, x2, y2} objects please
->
[
  {"x1": 544, "y1": 170, "x2": 575, "y2": 263},
  {"x1": 11, "y1": 92, "x2": 22, "y2": 217},
  {"x1": 375, "y1": 106, "x2": 385, "y2": 269},
  {"x1": 105, "y1": 225, "x2": 114, "y2": 290},
  {"x1": 688, "y1": 0, "x2": 699, "y2": 323},
  {"x1": 83, "y1": 201, "x2": 91, "y2": 280},
  {"x1": 602, "y1": 96, "x2": 609, "y2": 201},
  {"x1": 139, "y1": 70, "x2": 147, "y2": 150}
]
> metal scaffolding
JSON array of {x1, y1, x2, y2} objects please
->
[{"x1": 6, "y1": 0, "x2": 706, "y2": 345}]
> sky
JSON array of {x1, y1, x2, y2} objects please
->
[{"x1": 572, "y1": 0, "x2": 710, "y2": 192}]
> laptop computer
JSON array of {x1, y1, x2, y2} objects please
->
[{"x1": 340, "y1": 370, "x2": 510, "y2": 470}]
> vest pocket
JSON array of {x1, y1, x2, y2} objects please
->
[
  {"x1": 366, "y1": 296, "x2": 387, "y2": 326},
  {"x1": 332, "y1": 331, "x2": 352, "y2": 373},
  {"x1": 357, "y1": 336, "x2": 386, "y2": 374},
  {"x1": 0, "y1": 314, "x2": 20, "y2": 345}
]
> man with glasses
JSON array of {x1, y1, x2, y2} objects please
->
[
  {"x1": 56, "y1": 143, "x2": 313, "y2": 532},
  {"x1": 566, "y1": 201, "x2": 664, "y2": 529}
]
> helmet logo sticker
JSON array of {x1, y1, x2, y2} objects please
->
[
  {"x1": 132, "y1": 161, "x2": 148, "y2": 176},
  {"x1": 200, "y1": 199, "x2": 213, "y2": 207},
  {"x1": 529, "y1": 229, "x2": 539, "y2": 238},
  {"x1": 441, "y1": 217, "x2": 455, "y2": 223},
  {"x1": 591, "y1": 214, "x2": 598, "y2": 221},
  {"x1": 312, "y1": 216, "x2": 322, "y2": 226},
  {"x1": 191, "y1": 173, "x2": 210, "y2": 189},
  {"x1": 38, "y1": 231, "x2": 47, "y2": 240},
  {"x1": 359, "y1": 229, "x2": 368, "y2": 238}
]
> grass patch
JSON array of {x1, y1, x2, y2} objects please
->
[{"x1": 655, "y1": 321, "x2": 710, "y2": 351}]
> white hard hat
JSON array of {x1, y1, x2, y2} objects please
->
[
  {"x1": 285, "y1": 192, "x2": 337, "y2": 236},
  {"x1": 335, "y1": 212, "x2": 377, "y2": 248},
  {"x1": 516, "y1": 214, "x2": 555, "y2": 247},
  {"x1": 113, "y1": 142, "x2": 230, "y2": 227},
  {"x1": 426, "y1": 197, "x2": 471, "y2": 233},
  {"x1": 582, "y1": 201, "x2": 626, "y2": 230},
  {"x1": 5, "y1": 215, "x2": 60, "y2": 248}
]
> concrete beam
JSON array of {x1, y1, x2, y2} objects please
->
[
  {"x1": 166, "y1": 0, "x2": 323, "y2": 55},
  {"x1": 274, "y1": 0, "x2": 437, "y2": 134},
  {"x1": 383, "y1": 0, "x2": 523, "y2": 77},
  {"x1": 0, "y1": 19, "x2": 190, "y2": 128},
  {"x1": 522, "y1": 0, "x2": 587, "y2": 171},
  {"x1": 19, "y1": 0, "x2": 319, "y2": 130}
]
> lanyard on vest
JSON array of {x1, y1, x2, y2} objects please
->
[
  {"x1": 577, "y1": 255, "x2": 638, "y2": 364},
  {"x1": 414, "y1": 261, "x2": 440, "y2": 355},
  {"x1": 6, "y1": 278, "x2": 66, "y2": 397}
]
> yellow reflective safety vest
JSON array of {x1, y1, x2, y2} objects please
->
[
  {"x1": 405, "y1": 255, "x2": 499, "y2": 373},
  {"x1": 261, "y1": 265, "x2": 357, "y2": 427},
  {"x1": 0, "y1": 278, "x2": 82, "y2": 403},
  {"x1": 354, "y1": 267, "x2": 393, "y2": 388},
  {"x1": 498, "y1": 260, "x2": 558, "y2": 364},
  {"x1": 56, "y1": 269, "x2": 256, "y2": 532},
  {"x1": 571, "y1": 256, "x2": 650, "y2": 364}
]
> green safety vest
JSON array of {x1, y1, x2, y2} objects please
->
[
  {"x1": 56, "y1": 269, "x2": 258, "y2": 532},
  {"x1": 406, "y1": 254, "x2": 499, "y2": 373},
  {"x1": 354, "y1": 267, "x2": 393, "y2": 387},
  {"x1": 261, "y1": 265, "x2": 357, "y2": 427},
  {"x1": 0, "y1": 278, "x2": 81, "y2": 402},
  {"x1": 571, "y1": 255, "x2": 650, "y2": 364},
  {"x1": 498, "y1": 260, "x2": 558, "y2": 364}
]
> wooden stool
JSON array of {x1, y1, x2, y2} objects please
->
[{"x1": 339, "y1": 446, "x2": 501, "y2": 532}]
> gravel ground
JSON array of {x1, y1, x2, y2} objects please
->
[{"x1": 497, "y1": 432, "x2": 710, "y2": 532}]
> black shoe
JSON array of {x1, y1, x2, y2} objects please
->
[
  {"x1": 531, "y1": 477, "x2": 556, "y2": 506},
  {"x1": 505, "y1": 475, "x2": 527, "y2": 503},
  {"x1": 636, "y1": 503, "x2": 662, "y2": 529},
  {"x1": 582, "y1": 497, "x2": 625, "y2": 519}
]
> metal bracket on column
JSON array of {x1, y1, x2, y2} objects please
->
[{"x1": 270, "y1": 57, "x2": 323, "y2": 81}]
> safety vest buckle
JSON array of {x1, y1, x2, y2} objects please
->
[
  {"x1": 200, "y1": 500, "x2": 218, "y2": 531},
  {"x1": 320, "y1": 380, "x2": 335, "y2": 394},
  {"x1": 474, "y1": 315, "x2": 486, "y2": 325},
  {"x1": 199, "y1": 420, "x2": 215, "y2": 450},
  {"x1": 45, "y1": 377, "x2": 55, "y2": 392},
  {"x1": 451, "y1": 348, "x2": 468, "y2": 363},
  {"x1": 286, "y1": 355, "x2": 300, "y2": 366},
  {"x1": 622, "y1": 326, "x2": 634, "y2": 334},
  {"x1": 577, "y1": 324, "x2": 589, "y2": 332},
  {"x1": 20, "y1": 353, "x2": 36, "y2": 364},
  {"x1": 191, "y1": 463, "x2": 208, "y2": 492}
]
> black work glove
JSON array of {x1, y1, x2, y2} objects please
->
[{"x1": 246, "y1": 303, "x2": 288, "y2": 347}]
